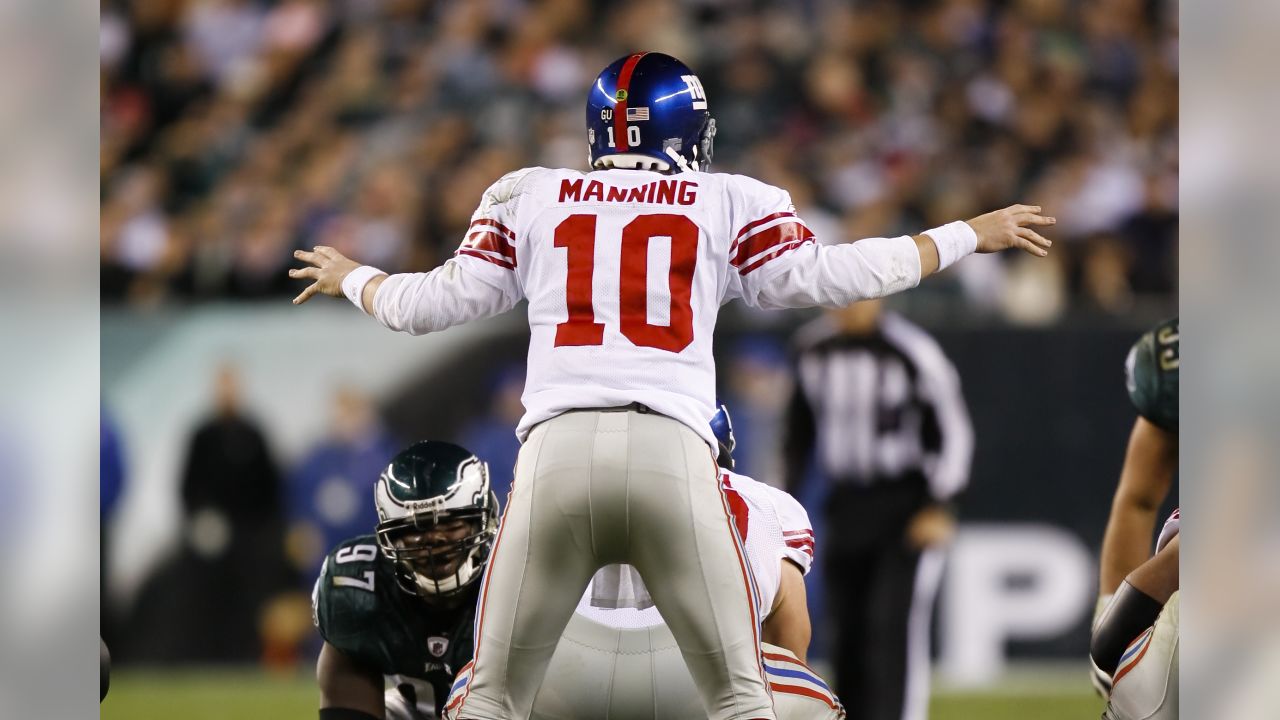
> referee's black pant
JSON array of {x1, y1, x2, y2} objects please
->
[{"x1": 823, "y1": 481, "x2": 947, "y2": 720}]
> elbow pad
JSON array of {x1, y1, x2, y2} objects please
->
[{"x1": 1090, "y1": 580, "x2": 1163, "y2": 677}]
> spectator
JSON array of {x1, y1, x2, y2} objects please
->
[
  {"x1": 100, "y1": 407, "x2": 127, "y2": 651},
  {"x1": 285, "y1": 384, "x2": 399, "y2": 580},
  {"x1": 126, "y1": 362, "x2": 292, "y2": 663},
  {"x1": 457, "y1": 365, "x2": 524, "y2": 507},
  {"x1": 99, "y1": 0, "x2": 1177, "y2": 318},
  {"x1": 720, "y1": 336, "x2": 790, "y2": 482}
]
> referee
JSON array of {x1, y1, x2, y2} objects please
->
[{"x1": 784, "y1": 299, "x2": 973, "y2": 720}]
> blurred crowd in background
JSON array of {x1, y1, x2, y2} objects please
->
[{"x1": 101, "y1": 0, "x2": 1177, "y2": 321}]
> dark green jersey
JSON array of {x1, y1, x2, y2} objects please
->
[
  {"x1": 1124, "y1": 317, "x2": 1179, "y2": 433},
  {"x1": 312, "y1": 534, "x2": 478, "y2": 711}
]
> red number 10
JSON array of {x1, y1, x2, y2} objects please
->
[{"x1": 554, "y1": 213, "x2": 698, "y2": 353}]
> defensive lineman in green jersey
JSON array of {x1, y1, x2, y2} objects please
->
[
  {"x1": 1094, "y1": 317, "x2": 1179, "y2": 698},
  {"x1": 314, "y1": 534, "x2": 479, "y2": 715},
  {"x1": 312, "y1": 441, "x2": 499, "y2": 720}
]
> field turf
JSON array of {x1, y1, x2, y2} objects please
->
[
  {"x1": 102, "y1": 666, "x2": 1100, "y2": 712},
  {"x1": 103, "y1": 668, "x2": 1103, "y2": 719}
]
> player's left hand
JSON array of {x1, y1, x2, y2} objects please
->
[
  {"x1": 905, "y1": 504, "x2": 956, "y2": 549},
  {"x1": 966, "y1": 204, "x2": 1056, "y2": 256},
  {"x1": 290, "y1": 246, "x2": 360, "y2": 305}
]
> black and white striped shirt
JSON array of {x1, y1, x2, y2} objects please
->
[{"x1": 783, "y1": 312, "x2": 973, "y2": 504}]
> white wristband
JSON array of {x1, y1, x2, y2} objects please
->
[
  {"x1": 924, "y1": 221, "x2": 978, "y2": 272},
  {"x1": 341, "y1": 265, "x2": 384, "y2": 312}
]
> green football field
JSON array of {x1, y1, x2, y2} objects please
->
[{"x1": 103, "y1": 667, "x2": 1103, "y2": 719}]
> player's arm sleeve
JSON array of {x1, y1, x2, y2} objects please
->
[
  {"x1": 771, "y1": 487, "x2": 816, "y2": 574},
  {"x1": 728, "y1": 181, "x2": 921, "y2": 309},
  {"x1": 368, "y1": 259, "x2": 518, "y2": 335},
  {"x1": 782, "y1": 358, "x2": 817, "y2": 497},
  {"x1": 363, "y1": 171, "x2": 533, "y2": 335},
  {"x1": 746, "y1": 238, "x2": 923, "y2": 310},
  {"x1": 916, "y1": 345, "x2": 973, "y2": 502}
]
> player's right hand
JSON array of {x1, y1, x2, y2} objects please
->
[
  {"x1": 966, "y1": 205, "x2": 1055, "y2": 256},
  {"x1": 290, "y1": 246, "x2": 360, "y2": 305}
]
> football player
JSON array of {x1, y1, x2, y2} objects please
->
[
  {"x1": 293, "y1": 52, "x2": 1053, "y2": 720},
  {"x1": 443, "y1": 405, "x2": 843, "y2": 719},
  {"x1": 312, "y1": 441, "x2": 499, "y2": 720},
  {"x1": 1094, "y1": 510, "x2": 1179, "y2": 720},
  {"x1": 1093, "y1": 317, "x2": 1179, "y2": 696}
]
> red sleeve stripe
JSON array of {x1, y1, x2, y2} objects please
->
[
  {"x1": 769, "y1": 683, "x2": 839, "y2": 710},
  {"x1": 786, "y1": 538, "x2": 814, "y2": 549},
  {"x1": 464, "y1": 226, "x2": 517, "y2": 255},
  {"x1": 729, "y1": 212, "x2": 798, "y2": 261},
  {"x1": 763, "y1": 650, "x2": 819, "y2": 671},
  {"x1": 731, "y1": 221, "x2": 814, "y2": 270},
  {"x1": 458, "y1": 226, "x2": 517, "y2": 269},
  {"x1": 457, "y1": 247, "x2": 515, "y2": 270},
  {"x1": 470, "y1": 218, "x2": 515, "y2": 241},
  {"x1": 734, "y1": 212, "x2": 797, "y2": 242},
  {"x1": 783, "y1": 529, "x2": 813, "y2": 537},
  {"x1": 738, "y1": 237, "x2": 815, "y2": 275}
]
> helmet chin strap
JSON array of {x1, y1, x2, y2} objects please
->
[{"x1": 664, "y1": 146, "x2": 696, "y2": 173}]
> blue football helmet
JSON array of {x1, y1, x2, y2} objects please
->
[
  {"x1": 586, "y1": 52, "x2": 716, "y2": 174},
  {"x1": 710, "y1": 403, "x2": 736, "y2": 470}
]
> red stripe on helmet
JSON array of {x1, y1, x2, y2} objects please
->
[{"x1": 614, "y1": 53, "x2": 646, "y2": 152}]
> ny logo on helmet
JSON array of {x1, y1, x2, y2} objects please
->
[{"x1": 681, "y1": 75, "x2": 707, "y2": 110}]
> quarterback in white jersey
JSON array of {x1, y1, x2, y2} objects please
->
[
  {"x1": 292, "y1": 51, "x2": 1053, "y2": 720},
  {"x1": 443, "y1": 408, "x2": 842, "y2": 719}
]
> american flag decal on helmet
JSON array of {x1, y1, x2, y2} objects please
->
[{"x1": 626, "y1": 107, "x2": 650, "y2": 121}]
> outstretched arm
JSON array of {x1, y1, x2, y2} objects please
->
[
  {"x1": 290, "y1": 246, "x2": 518, "y2": 335},
  {"x1": 746, "y1": 205, "x2": 1054, "y2": 310}
]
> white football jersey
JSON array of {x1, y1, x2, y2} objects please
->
[
  {"x1": 461, "y1": 166, "x2": 818, "y2": 448},
  {"x1": 574, "y1": 469, "x2": 814, "y2": 629},
  {"x1": 367, "y1": 166, "x2": 923, "y2": 449}
]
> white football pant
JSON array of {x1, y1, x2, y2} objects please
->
[
  {"x1": 451, "y1": 409, "x2": 775, "y2": 719},
  {"x1": 527, "y1": 612, "x2": 844, "y2": 719},
  {"x1": 1105, "y1": 591, "x2": 1178, "y2": 720}
]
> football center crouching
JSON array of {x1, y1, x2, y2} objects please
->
[{"x1": 443, "y1": 406, "x2": 845, "y2": 720}]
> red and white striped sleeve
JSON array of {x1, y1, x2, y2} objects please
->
[
  {"x1": 729, "y1": 211, "x2": 817, "y2": 277},
  {"x1": 458, "y1": 218, "x2": 518, "y2": 271},
  {"x1": 364, "y1": 170, "x2": 531, "y2": 335},
  {"x1": 727, "y1": 176, "x2": 922, "y2": 310},
  {"x1": 769, "y1": 485, "x2": 816, "y2": 575},
  {"x1": 452, "y1": 169, "x2": 533, "y2": 294}
]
